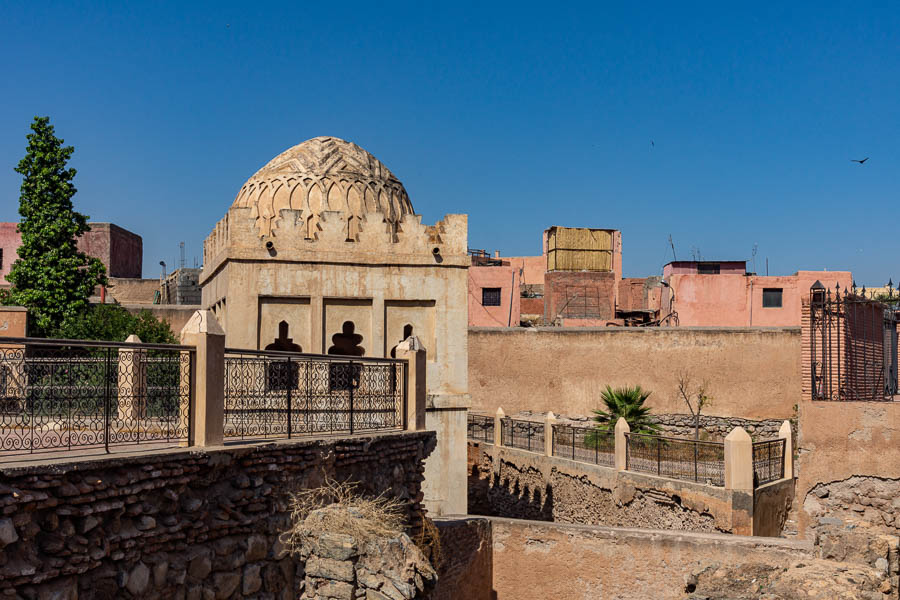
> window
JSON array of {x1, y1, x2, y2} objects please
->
[
  {"x1": 697, "y1": 262, "x2": 720, "y2": 275},
  {"x1": 482, "y1": 287, "x2": 502, "y2": 306},
  {"x1": 762, "y1": 288, "x2": 783, "y2": 308}
]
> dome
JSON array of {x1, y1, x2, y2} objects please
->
[{"x1": 232, "y1": 136, "x2": 414, "y2": 238}]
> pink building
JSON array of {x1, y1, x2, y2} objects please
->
[
  {"x1": 468, "y1": 251, "x2": 522, "y2": 327},
  {"x1": 0, "y1": 222, "x2": 142, "y2": 284},
  {"x1": 661, "y1": 260, "x2": 853, "y2": 327}
]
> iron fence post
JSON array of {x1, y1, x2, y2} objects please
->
[
  {"x1": 286, "y1": 357, "x2": 292, "y2": 439},
  {"x1": 656, "y1": 437, "x2": 661, "y2": 475},
  {"x1": 349, "y1": 361, "x2": 355, "y2": 435},
  {"x1": 694, "y1": 441, "x2": 699, "y2": 482},
  {"x1": 104, "y1": 346, "x2": 112, "y2": 454}
]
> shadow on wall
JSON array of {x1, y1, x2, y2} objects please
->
[{"x1": 468, "y1": 462, "x2": 554, "y2": 521}]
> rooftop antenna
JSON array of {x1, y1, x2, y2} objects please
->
[
  {"x1": 668, "y1": 234, "x2": 677, "y2": 261},
  {"x1": 179, "y1": 242, "x2": 185, "y2": 270},
  {"x1": 159, "y1": 260, "x2": 166, "y2": 281},
  {"x1": 751, "y1": 243, "x2": 758, "y2": 274}
]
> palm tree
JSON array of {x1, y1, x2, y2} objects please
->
[{"x1": 590, "y1": 385, "x2": 659, "y2": 435}]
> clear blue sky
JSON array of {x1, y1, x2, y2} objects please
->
[{"x1": 1, "y1": 2, "x2": 897, "y2": 284}]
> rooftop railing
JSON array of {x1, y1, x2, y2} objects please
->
[
  {"x1": 224, "y1": 348, "x2": 407, "y2": 441},
  {"x1": 0, "y1": 337, "x2": 192, "y2": 455},
  {"x1": 625, "y1": 432, "x2": 725, "y2": 487},
  {"x1": 476, "y1": 409, "x2": 793, "y2": 491}
]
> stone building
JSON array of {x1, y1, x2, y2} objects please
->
[{"x1": 200, "y1": 136, "x2": 470, "y2": 514}]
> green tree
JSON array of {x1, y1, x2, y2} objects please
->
[
  {"x1": 590, "y1": 385, "x2": 659, "y2": 434},
  {"x1": 1, "y1": 116, "x2": 107, "y2": 335},
  {"x1": 55, "y1": 304, "x2": 176, "y2": 344}
]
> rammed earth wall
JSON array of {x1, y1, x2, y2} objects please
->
[{"x1": 0, "y1": 431, "x2": 435, "y2": 600}]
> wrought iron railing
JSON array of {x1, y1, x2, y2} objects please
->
[
  {"x1": 223, "y1": 348, "x2": 406, "y2": 440},
  {"x1": 467, "y1": 413, "x2": 494, "y2": 443},
  {"x1": 499, "y1": 417, "x2": 544, "y2": 453},
  {"x1": 625, "y1": 432, "x2": 725, "y2": 487},
  {"x1": 0, "y1": 337, "x2": 192, "y2": 455},
  {"x1": 752, "y1": 438, "x2": 786, "y2": 486},
  {"x1": 552, "y1": 423, "x2": 615, "y2": 467},
  {"x1": 809, "y1": 283, "x2": 899, "y2": 401}
]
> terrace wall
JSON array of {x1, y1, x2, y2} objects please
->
[
  {"x1": 466, "y1": 441, "x2": 794, "y2": 536},
  {"x1": 0, "y1": 431, "x2": 435, "y2": 599},
  {"x1": 468, "y1": 327, "x2": 801, "y2": 420}
]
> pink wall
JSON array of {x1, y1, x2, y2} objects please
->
[
  {"x1": 664, "y1": 270, "x2": 853, "y2": 327},
  {"x1": 0, "y1": 223, "x2": 22, "y2": 284},
  {"x1": 502, "y1": 256, "x2": 545, "y2": 287},
  {"x1": 468, "y1": 265, "x2": 522, "y2": 327},
  {"x1": 663, "y1": 261, "x2": 746, "y2": 277}
]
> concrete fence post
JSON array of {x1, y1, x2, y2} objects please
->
[
  {"x1": 117, "y1": 334, "x2": 147, "y2": 422},
  {"x1": 180, "y1": 310, "x2": 225, "y2": 447},
  {"x1": 395, "y1": 336, "x2": 426, "y2": 431},
  {"x1": 544, "y1": 411, "x2": 556, "y2": 457},
  {"x1": 724, "y1": 427, "x2": 754, "y2": 491},
  {"x1": 779, "y1": 420, "x2": 793, "y2": 479},
  {"x1": 494, "y1": 407, "x2": 504, "y2": 446},
  {"x1": 614, "y1": 417, "x2": 630, "y2": 471}
]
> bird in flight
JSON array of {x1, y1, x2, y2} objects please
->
[{"x1": 851, "y1": 157, "x2": 869, "y2": 164}]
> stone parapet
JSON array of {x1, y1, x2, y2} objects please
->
[{"x1": 0, "y1": 431, "x2": 435, "y2": 599}]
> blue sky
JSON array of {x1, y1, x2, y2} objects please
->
[{"x1": 1, "y1": 2, "x2": 897, "y2": 284}]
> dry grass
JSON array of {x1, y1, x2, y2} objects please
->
[
  {"x1": 282, "y1": 477, "x2": 407, "y2": 556},
  {"x1": 414, "y1": 516, "x2": 444, "y2": 570}
]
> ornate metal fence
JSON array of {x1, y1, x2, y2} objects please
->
[
  {"x1": 0, "y1": 337, "x2": 192, "y2": 455},
  {"x1": 223, "y1": 349, "x2": 406, "y2": 440},
  {"x1": 552, "y1": 423, "x2": 615, "y2": 467},
  {"x1": 809, "y1": 283, "x2": 899, "y2": 401},
  {"x1": 625, "y1": 432, "x2": 725, "y2": 487},
  {"x1": 752, "y1": 438, "x2": 786, "y2": 486},
  {"x1": 467, "y1": 413, "x2": 494, "y2": 443},
  {"x1": 499, "y1": 417, "x2": 544, "y2": 452}
]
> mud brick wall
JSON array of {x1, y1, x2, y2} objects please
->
[{"x1": 0, "y1": 431, "x2": 435, "y2": 600}]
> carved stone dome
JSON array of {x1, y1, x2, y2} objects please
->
[{"x1": 232, "y1": 136, "x2": 415, "y2": 238}]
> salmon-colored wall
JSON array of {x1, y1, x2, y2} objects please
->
[
  {"x1": 468, "y1": 266, "x2": 521, "y2": 327},
  {"x1": 503, "y1": 256, "x2": 545, "y2": 287},
  {"x1": 665, "y1": 271, "x2": 852, "y2": 327},
  {"x1": 663, "y1": 261, "x2": 746, "y2": 277}
]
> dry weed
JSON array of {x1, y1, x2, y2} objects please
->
[
  {"x1": 414, "y1": 516, "x2": 444, "y2": 570},
  {"x1": 282, "y1": 477, "x2": 407, "y2": 556}
]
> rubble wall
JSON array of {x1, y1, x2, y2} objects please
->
[
  {"x1": 467, "y1": 442, "x2": 743, "y2": 534},
  {"x1": 0, "y1": 431, "x2": 435, "y2": 600}
]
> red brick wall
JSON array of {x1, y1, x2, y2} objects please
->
[
  {"x1": 520, "y1": 297, "x2": 544, "y2": 317},
  {"x1": 544, "y1": 271, "x2": 616, "y2": 323}
]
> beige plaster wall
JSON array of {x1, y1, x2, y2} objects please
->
[
  {"x1": 488, "y1": 518, "x2": 813, "y2": 600},
  {"x1": 121, "y1": 305, "x2": 198, "y2": 336},
  {"x1": 0, "y1": 306, "x2": 27, "y2": 340},
  {"x1": 796, "y1": 399, "x2": 900, "y2": 534},
  {"x1": 468, "y1": 327, "x2": 801, "y2": 420}
]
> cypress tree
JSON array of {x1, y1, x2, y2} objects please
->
[{"x1": 2, "y1": 117, "x2": 107, "y2": 336}]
